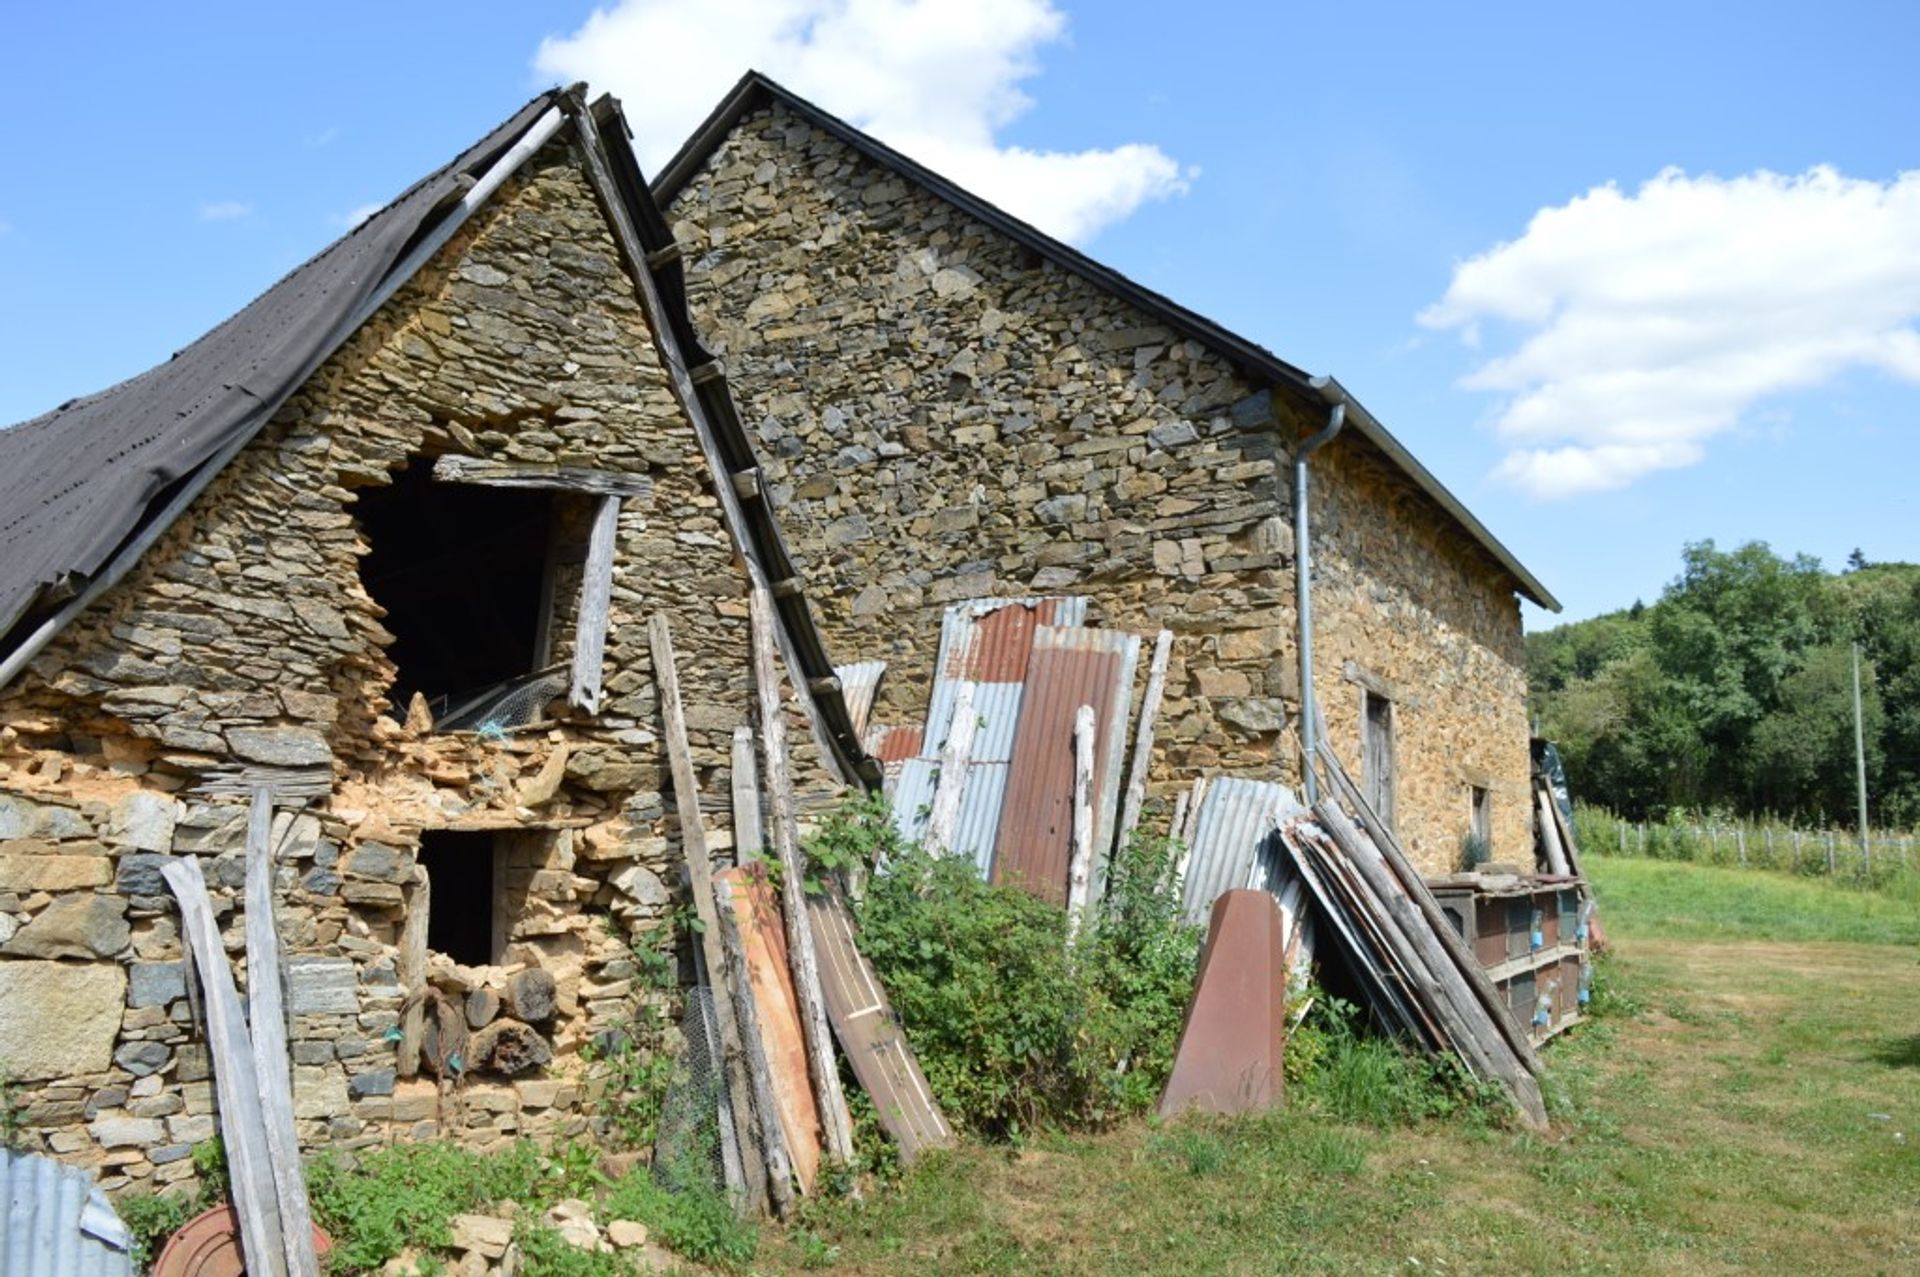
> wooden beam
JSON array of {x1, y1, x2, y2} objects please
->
[
  {"x1": 690, "y1": 359, "x2": 726, "y2": 385},
  {"x1": 923, "y1": 681, "x2": 977, "y2": 857},
  {"x1": 731, "y1": 727, "x2": 764, "y2": 865},
  {"x1": 769, "y1": 576, "x2": 805, "y2": 600},
  {"x1": 431, "y1": 453, "x2": 653, "y2": 499},
  {"x1": 1066, "y1": 704, "x2": 1097, "y2": 940},
  {"x1": 569, "y1": 495, "x2": 620, "y2": 714},
  {"x1": 396, "y1": 869, "x2": 430, "y2": 1079},
  {"x1": 1113, "y1": 629, "x2": 1172, "y2": 861},
  {"x1": 644, "y1": 241, "x2": 683, "y2": 270},
  {"x1": 714, "y1": 873, "x2": 798, "y2": 1217},
  {"x1": 165, "y1": 855, "x2": 289, "y2": 1277},
  {"x1": 730, "y1": 468, "x2": 763, "y2": 501},
  {"x1": 750, "y1": 586, "x2": 856, "y2": 1168},
  {"x1": 245, "y1": 788, "x2": 319, "y2": 1277},
  {"x1": 649, "y1": 613, "x2": 766, "y2": 1214}
]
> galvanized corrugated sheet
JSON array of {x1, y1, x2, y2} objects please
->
[
  {"x1": 993, "y1": 626, "x2": 1141, "y2": 905},
  {"x1": 1179, "y1": 777, "x2": 1302, "y2": 926},
  {"x1": 834, "y1": 661, "x2": 887, "y2": 737},
  {"x1": 889, "y1": 597, "x2": 1086, "y2": 872},
  {"x1": 0, "y1": 1148, "x2": 134, "y2": 1277}
]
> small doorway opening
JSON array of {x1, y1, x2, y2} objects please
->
[
  {"x1": 418, "y1": 829, "x2": 502, "y2": 966},
  {"x1": 355, "y1": 456, "x2": 556, "y2": 719}
]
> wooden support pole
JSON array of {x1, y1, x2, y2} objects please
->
[
  {"x1": 1066, "y1": 705, "x2": 1097, "y2": 940},
  {"x1": 569, "y1": 495, "x2": 621, "y2": 713},
  {"x1": 750, "y1": 587, "x2": 856, "y2": 1169},
  {"x1": 165, "y1": 855, "x2": 288, "y2": 1277},
  {"x1": 923, "y1": 680, "x2": 977, "y2": 856},
  {"x1": 713, "y1": 874, "x2": 797, "y2": 1218},
  {"x1": 1113, "y1": 630, "x2": 1173, "y2": 862},
  {"x1": 649, "y1": 613, "x2": 766, "y2": 1215},
  {"x1": 1536, "y1": 788, "x2": 1571, "y2": 876},
  {"x1": 245, "y1": 788, "x2": 318, "y2": 1277},
  {"x1": 396, "y1": 870, "x2": 430, "y2": 1078},
  {"x1": 731, "y1": 727, "x2": 764, "y2": 865}
]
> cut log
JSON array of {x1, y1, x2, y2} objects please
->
[{"x1": 1114, "y1": 629, "x2": 1173, "y2": 860}]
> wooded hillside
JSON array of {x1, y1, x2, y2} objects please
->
[{"x1": 1528, "y1": 542, "x2": 1920, "y2": 824}]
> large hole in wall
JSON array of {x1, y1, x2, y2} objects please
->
[
  {"x1": 355, "y1": 456, "x2": 555, "y2": 719},
  {"x1": 419, "y1": 828, "x2": 502, "y2": 966}
]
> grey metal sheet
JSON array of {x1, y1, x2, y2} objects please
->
[
  {"x1": 1179, "y1": 777, "x2": 1302, "y2": 926},
  {"x1": 0, "y1": 1148, "x2": 134, "y2": 1277},
  {"x1": 888, "y1": 596, "x2": 1086, "y2": 870},
  {"x1": 834, "y1": 660, "x2": 887, "y2": 737}
]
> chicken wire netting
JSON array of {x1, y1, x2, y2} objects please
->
[{"x1": 652, "y1": 985, "x2": 730, "y2": 1195}]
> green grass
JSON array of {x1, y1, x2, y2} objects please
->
[
  {"x1": 750, "y1": 858, "x2": 1920, "y2": 1276},
  {"x1": 1587, "y1": 854, "x2": 1920, "y2": 945}
]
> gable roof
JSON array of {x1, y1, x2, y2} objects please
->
[
  {"x1": 0, "y1": 87, "x2": 877, "y2": 783},
  {"x1": 656, "y1": 72, "x2": 1559, "y2": 613}
]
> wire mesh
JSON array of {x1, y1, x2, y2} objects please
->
[
  {"x1": 436, "y1": 667, "x2": 569, "y2": 733},
  {"x1": 652, "y1": 986, "x2": 729, "y2": 1195}
]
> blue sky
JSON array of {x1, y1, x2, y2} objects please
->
[{"x1": 3, "y1": 2, "x2": 1916, "y2": 626}]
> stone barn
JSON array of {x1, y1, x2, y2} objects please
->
[
  {"x1": 0, "y1": 88, "x2": 863, "y2": 1195},
  {"x1": 659, "y1": 73, "x2": 1559, "y2": 876}
]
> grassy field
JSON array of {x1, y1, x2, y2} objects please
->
[{"x1": 757, "y1": 857, "x2": 1920, "y2": 1276}]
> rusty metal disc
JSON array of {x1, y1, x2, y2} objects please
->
[{"x1": 151, "y1": 1204, "x2": 332, "y2": 1277}]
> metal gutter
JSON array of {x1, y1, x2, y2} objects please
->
[
  {"x1": 1295, "y1": 379, "x2": 1348, "y2": 805},
  {"x1": 655, "y1": 73, "x2": 1560, "y2": 614}
]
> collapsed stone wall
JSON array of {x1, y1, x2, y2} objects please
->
[
  {"x1": 668, "y1": 102, "x2": 1534, "y2": 870},
  {"x1": 0, "y1": 138, "x2": 835, "y2": 1196}
]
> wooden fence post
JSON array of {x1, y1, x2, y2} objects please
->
[{"x1": 1826, "y1": 828, "x2": 1838, "y2": 875}]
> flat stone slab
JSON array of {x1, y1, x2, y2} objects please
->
[{"x1": 0, "y1": 960, "x2": 126, "y2": 1081}]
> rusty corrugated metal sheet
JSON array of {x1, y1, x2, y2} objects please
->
[
  {"x1": 1178, "y1": 777, "x2": 1301, "y2": 925},
  {"x1": 863, "y1": 723, "x2": 922, "y2": 800},
  {"x1": 1, "y1": 1148, "x2": 134, "y2": 1277},
  {"x1": 889, "y1": 597, "x2": 1086, "y2": 872},
  {"x1": 806, "y1": 886, "x2": 954, "y2": 1163},
  {"x1": 992, "y1": 625, "x2": 1140, "y2": 905},
  {"x1": 834, "y1": 661, "x2": 887, "y2": 738}
]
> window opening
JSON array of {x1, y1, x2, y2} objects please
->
[
  {"x1": 1362, "y1": 689, "x2": 1396, "y2": 832},
  {"x1": 1470, "y1": 784, "x2": 1492, "y2": 856},
  {"x1": 356, "y1": 456, "x2": 556, "y2": 721},
  {"x1": 419, "y1": 829, "x2": 502, "y2": 966}
]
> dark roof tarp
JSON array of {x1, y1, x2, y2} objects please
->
[{"x1": 0, "y1": 92, "x2": 563, "y2": 646}]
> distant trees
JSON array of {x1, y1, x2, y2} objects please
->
[{"x1": 1529, "y1": 541, "x2": 1920, "y2": 826}]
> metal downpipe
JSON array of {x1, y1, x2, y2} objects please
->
[{"x1": 1296, "y1": 377, "x2": 1348, "y2": 804}]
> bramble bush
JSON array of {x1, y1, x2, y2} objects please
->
[{"x1": 834, "y1": 797, "x2": 1201, "y2": 1138}]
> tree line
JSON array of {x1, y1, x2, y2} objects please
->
[{"x1": 1529, "y1": 542, "x2": 1920, "y2": 826}]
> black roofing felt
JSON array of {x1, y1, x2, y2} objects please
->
[
  {"x1": 655, "y1": 72, "x2": 1558, "y2": 612},
  {"x1": 0, "y1": 92, "x2": 563, "y2": 646}
]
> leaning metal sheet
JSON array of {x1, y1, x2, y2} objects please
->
[{"x1": 1178, "y1": 777, "x2": 1302, "y2": 926}]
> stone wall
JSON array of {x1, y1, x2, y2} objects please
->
[
  {"x1": 0, "y1": 138, "x2": 834, "y2": 1196},
  {"x1": 667, "y1": 102, "x2": 1535, "y2": 872}
]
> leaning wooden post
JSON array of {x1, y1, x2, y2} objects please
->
[
  {"x1": 713, "y1": 874, "x2": 797, "y2": 1218},
  {"x1": 1066, "y1": 705, "x2": 1097, "y2": 941},
  {"x1": 245, "y1": 788, "x2": 318, "y2": 1277},
  {"x1": 165, "y1": 855, "x2": 288, "y2": 1277},
  {"x1": 1113, "y1": 630, "x2": 1173, "y2": 861},
  {"x1": 749, "y1": 587, "x2": 856, "y2": 1170},
  {"x1": 923, "y1": 680, "x2": 978, "y2": 856},
  {"x1": 649, "y1": 613, "x2": 767, "y2": 1215},
  {"x1": 731, "y1": 727, "x2": 764, "y2": 865}
]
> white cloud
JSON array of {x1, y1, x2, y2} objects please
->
[
  {"x1": 533, "y1": 0, "x2": 1187, "y2": 244},
  {"x1": 1421, "y1": 166, "x2": 1920, "y2": 499},
  {"x1": 197, "y1": 200, "x2": 254, "y2": 222}
]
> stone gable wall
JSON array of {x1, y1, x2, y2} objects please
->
[
  {"x1": 668, "y1": 102, "x2": 1534, "y2": 873},
  {"x1": 0, "y1": 139, "x2": 833, "y2": 1196}
]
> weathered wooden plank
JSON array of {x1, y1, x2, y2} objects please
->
[
  {"x1": 649, "y1": 613, "x2": 766, "y2": 1214},
  {"x1": 1114, "y1": 629, "x2": 1173, "y2": 860},
  {"x1": 1066, "y1": 705, "x2": 1097, "y2": 939},
  {"x1": 432, "y1": 453, "x2": 653, "y2": 498},
  {"x1": 165, "y1": 855, "x2": 288, "y2": 1277},
  {"x1": 922, "y1": 680, "x2": 977, "y2": 857},
  {"x1": 569, "y1": 495, "x2": 620, "y2": 714},
  {"x1": 731, "y1": 727, "x2": 764, "y2": 865},
  {"x1": 713, "y1": 873, "x2": 798, "y2": 1216},
  {"x1": 750, "y1": 586, "x2": 856, "y2": 1169},
  {"x1": 396, "y1": 868, "x2": 431, "y2": 1078},
  {"x1": 245, "y1": 788, "x2": 319, "y2": 1277},
  {"x1": 807, "y1": 884, "x2": 955, "y2": 1162},
  {"x1": 1536, "y1": 786, "x2": 1571, "y2": 875}
]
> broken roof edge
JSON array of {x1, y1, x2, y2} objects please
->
[
  {"x1": 0, "y1": 87, "x2": 877, "y2": 785},
  {"x1": 654, "y1": 71, "x2": 1560, "y2": 614}
]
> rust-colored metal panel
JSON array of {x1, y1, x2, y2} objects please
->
[
  {"x1": 1159, "y1": 890, "x2": 1288, "y2": 1118},
  {"x1": 716, "y1": 863, "x2": 821, "y2": 1194},
  {"x1": 992, "y1": 626, "x2": 1140, "y2": 904},
  {"x1": 805, "y1": 886, "x2": 954, "y2": 1163}
]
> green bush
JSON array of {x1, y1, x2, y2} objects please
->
[
  {"x1": 601, "y1": 1169, "x2": 756, "y2": 1268},
  {"x1": 117, "y1": 1188, "x2": 196, "y2": 1269},
  {"x1": 1287, "y1": 995, "x2": 1501, "y2": 1127},
  {"x1": 848, "y1": 806, "x2": 1200, "y2": 1138}
]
